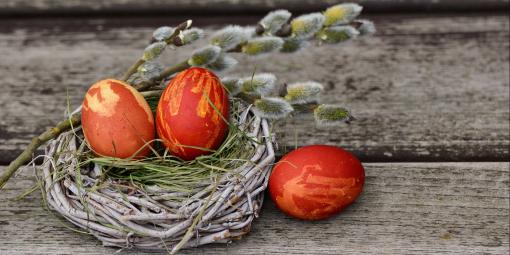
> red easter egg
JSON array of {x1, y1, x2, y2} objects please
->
[
  {"x1": 81, "y1": 79, "x2": 155, "y2": 158},
  {"x1": 269, "y1": 145, "x2": 365, "y2": 220},
  {"x1": 156, "y1": 67, "x2": 229, "y2": 160}
]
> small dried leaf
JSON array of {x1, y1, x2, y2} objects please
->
[
  {"x1": 314, "y1": 104, "x2": 354, "y2": 126},
  {"x1": 239, "y1": 73, "x2": 277, "y2": 96},
  {"x1": 323, "y1": 3, "x2": 363, "y2": 26},
  {"x1": 220, "y1": 77, "x2": 241, "y2": 95},
  {"x1": 211, "y1": 25, "x2": 251, "y2": 51},
  {"x1": 290, "y1": 13, "x2": 325, "y2": 39},
  {"x1": 142, "y1": 42, "x2": 167, "y2": 61},
  {"x1": 317, "y1": 26, "x2": 359, "y2": 44},
  {"x1": 259, "y1": 9, "x2": 292, "y2": 35},
  {"x1": 284, "y1": 81, "x2": 324, "y2": 104},
  {"x1": 206, "y1": 54, "x2": 238, "y2": 72},
  {"x1": 153, "y1": 26, "x2": 174, "y2": 41},
  {"x1": 187, "y1": 45, "x2": 222, "y2": 66},
  {"x1": 253, "y1": 97, "x2": 294, "y2": 119},
  {"x1": 242, "y1": 36, "x2": 284, "y2": 55}
]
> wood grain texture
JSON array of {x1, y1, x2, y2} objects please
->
[
  {"x1": 0, "y1": 0, "x2": 508, "y2": 17},
  {"x1": 1, "y1": 162, "x2": 508, "y2": 254},
  {"x1": 0, "y1": 14, "x2": 508, "y2": 163}
]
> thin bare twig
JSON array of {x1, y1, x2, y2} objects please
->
[{"x1": 121, "y1": 20, "x2": 193, "y2": 82}]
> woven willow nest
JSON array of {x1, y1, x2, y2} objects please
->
[{"x1": 39, "y1": 102, "x2": 276, "y2": 253}]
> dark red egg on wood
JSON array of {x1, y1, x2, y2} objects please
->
[
  {"x1": 81, "y1": 79, "x2": 155, "y2": 159},
  {"x1": 156, "y1": 67, "x2": 229, "y2": 160},
  {"x1": 269, "y1": 145, "x2": 365, "y2": 220}
]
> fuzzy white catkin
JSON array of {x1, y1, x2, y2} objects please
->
[
  {"x1": 242, "y1": 36, "x2": 284, "y2": 55},
  {"x1": 243, "y1": 26, "x2": 257, "y2": 38},
  {"x1": 137, "y1": 61, "x2": 163, "y2": 80},
  {"x1": 220, "y1": 77, "x2": 241, "y2": 95},
  {"x1": 259, "y1": 9, "x2": 292, "y2": 34},
  {"x1": 318, "y1": 26, "x2": 359, "y2": 44},
  {"x1": 206, "y1": 55, "x2": 238, "y2": 72},
  {"x1": 291, "y1": 13, "x2": 326, "y2": 39},
  {"x1": 211, "y1": 25, "x2": 251, "y2": 51},
  {"x1": 239, "y1": 73, "x2": 277, "y2": 96},
  {"x1": 285, "y1": 81, "x2": 324, "y2": 104},
  {"x1": 281, "y1": 37, "x2": 308, "y2": 53},
  {"x1": 188, "y1": 45, "x2": 222, "y2": 66},
  {"x1": 142, "y1": 42, "x2": 167, "y2": 61},
  {"x1": 181, "y1": 28, "x2": 204, "y2": 44},
  {"x1": 356, "y1": 19, "x2": 376, "y2": 35},
  {"x1": 253, "y1": 97, "x2": 294, "y2": 119},
  {"x1": 324, "y1": 3, "x2": 363, "y2": 26},
  {"x1": 314, "y1": 104, "x2": 353, "y2": 126},
  {"x1": 153, "y1": 26, "x2": 174, "y2": 41}
]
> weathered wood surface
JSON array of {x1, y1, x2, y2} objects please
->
[
  {"x1": 0, "y1": 14, "x2": 508, "y2": 163},
  {"x1": 1, "y1": 0, "x2": 508, "y2": 16},
  {"x1": 1, "y1": 162, "x2": 508, "y2": 254}
]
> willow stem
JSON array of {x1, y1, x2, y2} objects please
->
[
  {"x1": 133, "y1": 60, "x2": 190, "y2": 91},
  {"x1": 0, "y1": 90, "x2": 166, "y2": 190},
  {"x1": 0, "y1": 114, "x2": 81, "y2": 190},
  {"x1": 122, "y1": 20, "x2": 192, "y2": 82},
  {"x1": 140, "y1": 90, "x2": 163, "y2": 97},
  {"x1": 158, "y1": 61, "x2": 191, "y2": 81},
  {"x1": 121, "y1": 58, "x2": 145, "y2": 81}
]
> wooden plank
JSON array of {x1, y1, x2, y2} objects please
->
[
  {"x1": 1, "y1": 162, "x2": 508, "y2": 254},
  {"x1": 0, "y1": 0, "x2": 508, "y2": 17},
  {"x1": 0, "y1": 15, "x2": 508, "y2": 163}
]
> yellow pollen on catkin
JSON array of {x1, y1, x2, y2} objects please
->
[
  {"x1": 324, "y1": 6, "x2": 347, "y2": 26},
  {"x1": 85, "y1": 82, "x2": 120, "y2": 117},
  {"x1": 291, "y1": 19, "x2": 306, "y2": 33}
]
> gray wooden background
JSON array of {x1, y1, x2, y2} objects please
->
[{"x1": 0, "y1": 0, "x2": 509, "y2": 254}]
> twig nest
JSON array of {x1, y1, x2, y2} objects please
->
[{"x1": 40, "y1": 102, "x2": 275, "y2": 253}]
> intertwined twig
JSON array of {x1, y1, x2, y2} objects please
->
[{"x1": 40, "y1": 104, "x2": 275, "y2": 254}]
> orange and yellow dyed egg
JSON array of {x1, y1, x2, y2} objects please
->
[
  {"x1": 269, "y1": 145, "x2": 365, "y2": 220},
  {"x1": 156, "y1": 67, "x2": 229, "y2": 160},
  {"x1": 81, "y1": 79, "x2": 155, "y2": 159}
]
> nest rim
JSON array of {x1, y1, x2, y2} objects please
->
[{"x1": 39, "y1": 103, "x2": 276, "y2": 253}]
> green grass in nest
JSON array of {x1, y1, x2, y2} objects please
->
[{"x1": 81, "y1": 99, "x2": 258, "y2": 193}]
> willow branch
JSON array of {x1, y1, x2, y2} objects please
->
[
  {"x1": 133, "y1": 60, "x2": 190, "y2": 91},
  {"x1": 0, "y1": 114, "x2": 81, "y2": 190},
  {"x1": 0, "y1": 90, "x2": 164, "y2": 190},
  {"x1": 121, "y1": 58, "x2": 145, "y2": 81},
  {"x1": 121, "y1": 20, "x2": 192, "y2": 82}
]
